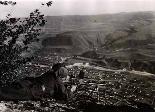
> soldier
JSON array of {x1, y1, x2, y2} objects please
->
[
  {"x1": 52, "y1": 63, "x2": 69, "y2": 101},
  {"x1": 78, "y1": 69, "x2": 85, "y2": 79},
  {"x1": 78, "y1": 68, "x2": 85, "y2": 84}
]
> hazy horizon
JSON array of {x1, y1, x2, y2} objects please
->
[{"x1": 0, "y1": 0, "x2": 155, "y2": 19}]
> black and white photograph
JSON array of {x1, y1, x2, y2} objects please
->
[{"x1": 0, "y1": 0, "x2": 155, "y2": 111}]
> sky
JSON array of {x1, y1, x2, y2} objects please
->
[{"x1": 0, "y1": 0, "x2": 155, "y2": 18}]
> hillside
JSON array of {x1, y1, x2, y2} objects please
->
[
  {"x1": 40, "y1": 11, "x2": 155, "y2": 73},
  {"x1": 41, "y1": 11, "x2": 155, "y2": 53}
]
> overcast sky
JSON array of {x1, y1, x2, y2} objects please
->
[{"x1": 0, "y1": 0, "x2": 155, "y2": 18}]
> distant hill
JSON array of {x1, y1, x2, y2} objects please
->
[
  {"x1": 40, "y1": 11, "x2": 155, "y2": 73},
  {"x1": 41, "y1": 11, "x2": 155, "y2": 55}
]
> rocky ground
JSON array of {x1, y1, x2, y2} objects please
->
[{"x1": 0, "y1": 61, "x2": 155, "y2": 112}]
